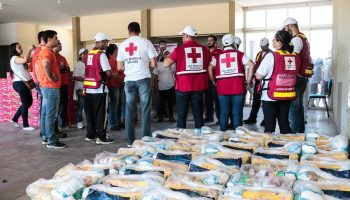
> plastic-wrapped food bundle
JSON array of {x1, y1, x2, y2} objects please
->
[
  {"x1": 166, "y1": 142, "x2": 201, "y2": 154},
  {"x1": 142, "y1": 186, "x2": 211, "y2": 200},
  {"x1": 235, "y1": 126, "x2": 271, "y2": 140},
  {"x1": 301, "y1": 141, "x2": 318, "y2": 155},
  {"x1": 137, "y1": 157, "x2": 189, "y2": 171},
  {"x1": 229, "y1": 134, "x2": 266, "y2": 147},
  {"x1": 119, "y1": 164, "x2": 172, "y2": 177},
  {"x1": 208, "y1": 153, "x2": 244, "y2": 168},
  {"x1": 93, "y1": 151, "x2": 139, "y2": 168},
  {"x1": 171, "y1": 170, "x2": 230, "y2": 186},
  {"x1": 251, "y1": 155, "x2": 299, "y2": 168},
  {"x1": 240, "y1": 164, "x2": 298, "y2": 182},
  {"x1": 179, "y1": 130, "x2": 225, "y2": 143},
  {"x1": 271, "y1": 133, "x2": 305, "y2": 141},
  {"x1": 189, "y1": 155, "x2": 240, "y2": 174},
  {"x1": 152, "y1": 129, "x2": 183, "y2": 140},
  {"x1": 252, "y1": 147, "x2": 299, "y2": 162},
  {"x1": 293, "y1": 180, "x2": 324, "y2": 200},
  {"x1": 201, "y1": 142, "x2": 251, "y2": 164},
  {"x1": 100, "y1": 173, "x2": 165, "y2": 188},
  {"x1": 222, "y1": 186, "x2": 293, "y2": 200},
  {"x1": 153, "y1": 150, "x2": 193, "y2": 165},
  {"x1": 26, "y1": 178, "x2": 62, "y2": 200},
  {"x1": 227, "y1": 173, "x2": 293, "y2": 189},
  {"x1": 132, "y1": 136, "x2": 176, "y2": 150},
  {"x1": 82, "y1": 184, "x2": 145, "y2": 200},
  {"x1": 117, "y1": 146, "x2": 157, "y2": 157},
  {"x1": 221, "y1": 141, "x2": 257, "y2": 154},
  {"x1": 164, "y1": 171, "x2": 224, "y2": 199},
  {"x1": 315, "y1": 149, "x2": 348, "y2": 160},
  {"x1": 300, "y1": 155, "x2": 350, "y2": 179}
]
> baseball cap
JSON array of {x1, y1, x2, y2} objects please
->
[
  {"x1": 179, "y1": 25, "x2": 197, "y2": 37},
  {"x1": 78, "y1": 48, "x2": 87, "y2": 55},
  {"x1": 222, "y1": 34, "x2": 235, "y2": 46},
  {"x1": 94, "y1": 32, "x2": 111, "y2": 42},
  {"x1": 260, "y1": 37, "x2": 269, "y2": 46},
  {"x1": 233, "y1": 36, "x2": 241, "y2": 46},
  {"x1": 281, "y1": 17, "x2": 298, "y2": 29}
]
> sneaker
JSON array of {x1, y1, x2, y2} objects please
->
[
  {"x1": 96, "y1": 138, "x2": 115, "y2": 145},
  {"x1": 23, "y1": 126, "x2": 36, "y2": 131},
  {"x1": 85, "y1": 137, "x2": 96, "y2": 142},
  {"x1": 243, "y1": 119, "x2": 257, "y2": 124},
  {"x1": 42, "y1": 139, "x2": 48, "y2": 145},
  {"x1": 11, "y1": 120, "x2": 19, "y2": 128},
  {"x1": 56, "y1": 131, "x2": 67, "y2": 138},
  {"x1": 47, "y1": 141, "x2": 66, "y2": 149},
  {"x1": 77, "y1": 122, "x2": 84, "y2": 129}
]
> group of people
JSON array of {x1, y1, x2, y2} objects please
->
[{"x1": 9, "y1": 17, "x2": 315, "y2": 148}]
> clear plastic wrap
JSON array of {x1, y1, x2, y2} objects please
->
[
  {"x1": 132, "y1": 136, "x2": 176, "y2": 150},
  {"x1": 153, "y1": 150, "x2": 193, "y2": 165},
  {"x1": 235, "y1": 126, "x2": 272, "y2": 141},
  {"x1": 82, "y1": 184, "x2": 145, "y2": 200},
  {"x1": 221, "y1": 141, "x2": 257, "y2": 154},
  {"x1": 293, "y1": 180, "x2": 324, "y2": 200},
  {"x1": 152, "y1": 129, "x2": 183, "y2": 140},
  {"x1": 100, "y1": 173, "x2": 165, "y2": 188},
  {"x1": 239, "y1": 164, "x2": 298, "y2": 181},
  {"x1": 117, "y1": 146, "x2": 157, "y2": 157},
  {"x1": 227, "y1": 173, "x2": 293, "y2": 189},
  {"x1": 223, "y1": 186, "x2": 293, "y2": 200},
  {"x1": 170, "y1": 170, "x2": 230, "y2": 186},
  {"x1": 252, "y1": 147, "x2": 299, "y2": 161},
  {"x1": 189, "y1": 155, "x2": 240, "y2": 174},
  {"x1": 251, "y1": 155, "x2": 299, "y2": 168},
  {"x1": 137, "y1": 157, "x2": 189, "y2": 171},
  {"x1": 201, "y1": 142, "x2": 251, "y2": 164},
  {"x1": 271, "y1": 133, "x2": 305, "y2": 141},
  {"x1": 119, "y1": 164, "x2": 173, "y2": 177},
  {"x1": 142, "y1": 186, "x2": 211, "y2": 200},
  {"x1": 93, "y1": 151, "x2": 139, "y2": 169}
]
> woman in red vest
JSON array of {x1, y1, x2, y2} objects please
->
[
  {"x1": 208, "y1": 34, "x2": 255, "y2": 131},
  {"x1": 255, "y1": 30, "x2": 301, "y2": 134}
]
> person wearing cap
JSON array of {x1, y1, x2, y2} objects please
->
[
  {"x1": 243, "y1": 37, "x2": 271, "y2": 125},
  {"x1": 282, "y1": 17, "x2": 313, "y2": 133},
  {"x1": 204, "y1": 35, "x2": 221, "y2": 124},
  {"x1": 73, "y1": 47, "x2": 88, "y2": 129},
  {"x1": 163, "y1": 25, "x2": 211, "y2": 131},
  {"x1": 117, "y1": 22, "x2": 157, "y2": 146},
  {"x1": 83, "y1": 32, "x2": 114, "y2": 145},
  {"x1": 208, "y1": 34, "x2": 255, "y2": 131}
]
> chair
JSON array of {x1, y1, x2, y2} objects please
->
[{"x1": 308, "y1": 79, "x2": 333, "y2": 118}]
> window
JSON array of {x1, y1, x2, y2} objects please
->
[
  {"x1": 246, "y1": 32, "x2": 265, "y2": 60},
  {"x1": 267, "y1": 8, "x2": 287, "y2": 28},
  {"x1": 310, "y1": 30, "x2": 332, "y2": 58},
  {"x1": 311, "y1": 5, "x2": 332, "y2": 25},
  {"x1": 246, "y1": 10, "x2": 265, "y2": 28},
  {"x1": 288, "y1": 7, "x2": 310, "y2": 26}
]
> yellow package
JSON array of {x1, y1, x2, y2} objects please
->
[
  {"x1": 223, "y1": 186, "x2": 293, "y2": 200},
  {"x1": 221, "y1": 141, "x2": 257, "y2": 154},
  {"x1": 101, "y1": 173, "x2": 165, "y2": 188}
]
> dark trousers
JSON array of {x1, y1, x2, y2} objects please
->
[
  {"x1": 85, "y1": 93, "x2": 108, "y2": 140},
  {"x1": 58, "y1": 85, "x2": 68, "y2": 127},
  {"x1": 289, "y1": 77, "x2": 308, "y2": 133},
  {"x1": 176, "y1": 90, "x2": 204, "y2": 129},
  {"x1": 12, "y1": 81, "x2": 33, "y2": 127},
  {"x1": 247, "y1": 80, "x2": 262, "y2": 120},
  {"x1": 204, "y1": 81, "x2": 220, "y2": 120},
  {"x1": 262, "y1": 100, "x2": 292, "y2": 134},
  {"x1": 76, "y1": 89, "x2": 85, "y2": 122},
  {"x1": 159, "y1": 88, "x2": 175, "y2": 118}
]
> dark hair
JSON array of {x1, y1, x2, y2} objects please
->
[
  {"x1": 105, "y1": 44, "x2": 118, "y2": 59},
  {"x1": 208, "y1": 35, "x2": 217, "y2": 42},
  {"x1": 10, "y1": 42, "x2": 20, "y2": 57},
  {"x1": 275, "y1": 30, "x2": 294, "y2": 53},
  {"x1": 128, "y1": 22, "x2": 141, "y2": 34},
  {"x1": 43, "y1": 30, "x2": 57, "y2": 43},
  {"x1": 159, "y1": 40, "x2": 166, "y2": 44},
  {"x1": 38, "y1": 31, "x2": 45, "y2": 44}
]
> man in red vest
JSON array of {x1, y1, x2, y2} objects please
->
[{"x1": 164, "y1": 25, "x2": 211, "y2": 131}]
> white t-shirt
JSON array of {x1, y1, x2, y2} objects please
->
[
  {"x1": 210, "y1": 47, "x2": 251, "y2": 66},
  {"x1": 153, "y1": 62, "x2": 176, "y2": 90},
  {"x1": 10, "y1": 56, "x2": 32, "y2": 82},
  {"x1": 73, "y1": 60, "x2": 85, "y2": 91},
  {"x1": 256, "y1": 52, "x2": 275, "y2": 101},
  {"x1": 117, "y1": 36, "x2": 157, "y2": 82},
  {"x1": 322, "y1": 58, "x2": 332, "y2": 81},
  {"x1": 291, "y1": 37, "x2": 303, "y2": 54},
  {"x1": 85, "y1": 53, "x2": 111, "y2": 94}
]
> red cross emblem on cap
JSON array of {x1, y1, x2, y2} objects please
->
[
  {"x1": 126, "y1": 43, "x2": 137, "y2": 56},
  {"x1": 187, "y1": 48, "x2": 201, "y2": 63},
  {"x1": 221, "y1": 53, "x2": 236, "y2": 68}
]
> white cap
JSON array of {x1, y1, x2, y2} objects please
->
[
  {"x1": 78, "y1": 48, "x2": 87, "y2": 55},
  {"x1": 222, "y1": 34, "x2": 235, "y2": 46},
  {"x1": 260, "y1": 37, "x2": 269, "y2": 46},
  {"x1": 179, "y1": 25, "x2": 197, "y2": 37},
  {"x1": 233, "y1": 36, "x2": 241, "y2": 46},
  {"x1": 94, "y1": 32, "x2": 111, "y2": 42},
  {"x1": 281, "y1": 17, "x2": 298, "y2": 29}
]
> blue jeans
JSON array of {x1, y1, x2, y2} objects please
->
[
  {"x1": 218, "y1": 94, "x2": 245, "y2": 131},
  {"x1": 108, "y1": 87, "x2": 123, "y2": 128},
  {"x1": 76, "y1": 89, "x2": 85, "y2": 122},
  {"x1": 289, "y1": 77, "x2": 308, "y2": 133},
  {"x1": 40, "y1": 87, "x2": 60, "y2": 144},
  {"x1": 124, "y1": 78, "x2": 151, "y2": 145},
  {"x1": 176, "y1": 90, "x2": 204, "y2": 129}
]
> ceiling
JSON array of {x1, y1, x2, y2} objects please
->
[{"x1": 0, "y1": 0, "x2": 329, "y2": 28}]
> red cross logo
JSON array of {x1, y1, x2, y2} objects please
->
[
  {"x1": 288, "y1": 58, "x2": 293, "y2": 65},
  {"x1": 187, "y1": 48, "x2": 201, "y2": 63},
  {"x1": 125, "y1": 43, "x2": 138, "y2": 56},
  {"x1": 221, "y1": 53, "x2": 236, "y2": 68}
]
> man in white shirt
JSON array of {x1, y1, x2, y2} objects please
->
[
  {"x1": 84, "y1": 32, "x2": 114, "y2": 145},
  {"x1": 117, "y1": 22, "x2": 157, "y2": 146}
]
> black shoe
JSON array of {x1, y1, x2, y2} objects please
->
[
  {"x1": 47, "y1": 141, "x2": 66, "y2": 149},
  {"x1": 96, "y1": 138, "x2": 115, "y2": 145},
  {"x1": 204, "y1": 118, "x2": 214, "y2": 123},
  {"x1": 169, "y1": 117, "x2": 176, "y2": 122},
  {"x1": 260, "y1": 120, "x2": 265, "y2": 126},
  {"x1": 243, "y1": 119, "x2": 257, "y2": 124},
  {"x1": 111, "y1": 126, "x2": 121, "y2": 131},
  {"x1": 227, "y1": 123, "x2": 233, "y2": 129},
  {"x1": 56, "y1": 131, "x2": 67, "y2": 138}
]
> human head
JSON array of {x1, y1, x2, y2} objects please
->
[
  {"x1": 94, "y1": 32, "x2": 110, "y2": 50},
  {"x1": 233, "y1": 36, "x2": 241, "y2": 49},
  {"x1": 272, "y1": 30, "x2": 294, "y2": 53},
  {"x1": 105, "y1": 43, "x2": 118, "y2": 59},
  {"x1": 37, "y1": 31, "x2": 45, "y2": 45},
  {"x1": 222, "y1": 34, "x2": 234, "y2": 48},
  {"x1": 53, "y1": 40, "x2": 62, "y2": 53},
  {"x1": 78, "y1": 48, "x2": 88, "y2": 61},
  {"x1": 10, "y1": 42, "x2": 22, "y2": 57},
  {"x1": 43, "y1": 30, "x2": 58, "y2": 48},
  {"x1": 281, "y1": 17, "x2": 298, "y2": 35},
  {"x1": 260, "y1": 37, "x2": 269, "y2": 51},
  {"x1": 159, "y1": 40, "x2": 166, "y2": 51},
  {"x1": 179, "y1": 25, "x2": 197, "y2": 43},
  {"x1": 207, "y1": 35, "x2": 217, "y2": 49},
  {"x1": 128, "y1": 22, "x2": 141, "y2": 35}
]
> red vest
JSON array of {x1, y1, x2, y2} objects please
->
[
  {"x1": 83, "y1": 49, "x2": 103, "y2": 89},
  {"x1": 174, "y1": 41, "x2": 210, "y2": 92},
  {"x1": 294, "y1": 32, "x2": 313, "y2": 77},
  {"x1": 215, "y1": 49, "x2": 246, "y2": 95},
  {"x1": 264, "y1": 50, "x2": 301, "y2": 100}
]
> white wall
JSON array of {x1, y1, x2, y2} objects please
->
[{"x1": 0, "y1": 23, "x2": 16, "y2": 45}]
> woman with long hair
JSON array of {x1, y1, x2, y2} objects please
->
[{"x1": 10, "y1": 42, "x2": 35, "y2": 130}]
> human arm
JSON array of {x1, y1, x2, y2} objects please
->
[{"x1": 14, "y1": 46, "x2": 35, "y2": 64}]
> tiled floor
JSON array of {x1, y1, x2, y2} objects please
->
[{"x1": 0, "y1": 106, "x2": 336, "y2": 199}]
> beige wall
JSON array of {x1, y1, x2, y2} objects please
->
[
  {"x1": 80, "y1": 11, "x2": 141, "y2": 42},
  {"x1": 0, "y1": 23, "x2": 16, "y2": 45},
  {"x1": 15, "y1": 23, "x2": 37, "y2": 52},
  {"x1": 150, "y1": 3, "x2": 230, "y2": 37}
]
